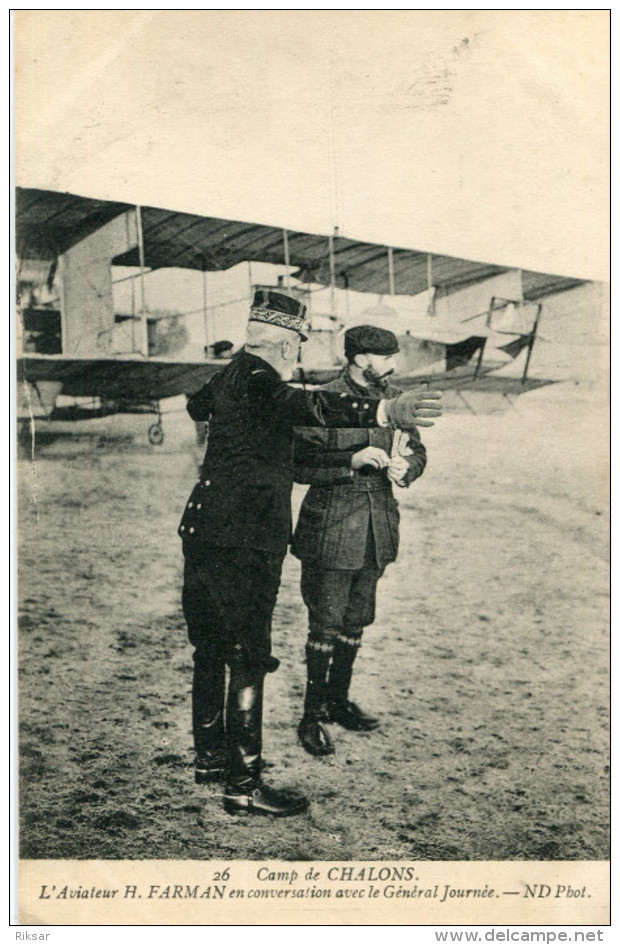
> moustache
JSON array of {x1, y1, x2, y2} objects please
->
[{"x1": 363, "y1": 366, "x2": 395, "y2": 390}]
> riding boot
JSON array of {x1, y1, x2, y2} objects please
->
[
  {"x1": 192, "y1": 651, "x2": 226, "y2": 783},
  {"x1": 327, "y1": 632, "x2": 380, "y2": 731},
  {"x1": 223, "y1": 669, "x2": 309, "y2": 818},
  {"x1": 297, "y1": 643, "x2": 335, "y2": 756}
]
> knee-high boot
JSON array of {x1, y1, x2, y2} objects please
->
[
  {"x1": 297, "y1": 643, "x2": 335, "y2": 756},
  {"x1": 327, "y1": 632, "x2": 380, "y2": 731},
  {"x1": 223, "y1": 668, "x2": 309, "y2": 818},
  {"x1": 192, "y1": 650, "x2": 226, "y2": 783},
  {"x1": 225, "y1": 668, "x2": 263, "y2": 793}
]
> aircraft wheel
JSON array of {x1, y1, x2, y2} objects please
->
[{"x1": 148, "y1": 422, "x2": 164, "y2": 446}]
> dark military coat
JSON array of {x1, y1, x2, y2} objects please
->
[
  {"x1": 178, "y1": 350, "x2": 381, "y2": 557},
  {"x1": 291, "y1": 370, "x2": 427, "y2": 570}
]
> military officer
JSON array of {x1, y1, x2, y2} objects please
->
[
  {"x1": 179, "y1": 290, "x2": 441, "y2": 816},
  {"x1": 292, "y1": 325, "x2": 428, "y2": 757},
  {"x1": 179, "y1": 293, "x2": 441, "y2": 817}
]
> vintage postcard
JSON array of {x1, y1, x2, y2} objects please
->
[{"x1": 13, "y1": 10, "x2": 610, "y2": 928}]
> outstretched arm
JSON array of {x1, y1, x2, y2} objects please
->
[
  {"x1": 250, "y1": 369, "x2": 442, "y2": 431},
  {"x1": 249, "y1": 367, "x2": 379, "y2": 429}
]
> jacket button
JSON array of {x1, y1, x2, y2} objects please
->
[
  {"x1": 188, "y1": 502, "x2": 193, "y2": 508},
  {"x1": 197, "y1": 504, "x2": 202, "y2": 510},
  {"x1": 362, "y1": 403, "x2": 369, "y2": 409},
  {"x1": 352, "y1": 401, "x2": 358, "y2": 408},
  {"x1": 203, "y1": 480, "x2": 210, "y2": 487},
  {"x1": 189, "y1": 526, "x2": 195, "y2": 534},
  {"x1": 180, "y1": 525, "x2": 185, "y2": 531}
]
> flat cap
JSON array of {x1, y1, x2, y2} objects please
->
[
  {"x1": 249, "y1": 289, "x2": 308, "y2": 340},
  {"x1": 344, "y1": 324, "x2": 400, "y2": 361}
]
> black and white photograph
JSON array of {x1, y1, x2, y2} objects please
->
[{"x1": 13, "y1": 9, "x2": 609, "y2": 927}]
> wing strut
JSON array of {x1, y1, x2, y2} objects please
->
[
  {"x1": 522, "y1": 303, "x2": 543, "y2": 384},
  {"x1": 282, "y1": 229, "x2": 291, "y2": 291},
  {"x1": 328, "y1": 233, "x2": 337, "y2": 316},
  {"x1": 388, "y1": 246, "x2": 395, "y2": 296},
  {"x1": 427, "y1": 253, "x2": 435, "y2": 316},
  {"x1": 135, "y1": 206, "x2": 149, "y2": 357},
  {"x1": 202, "y1": 269, "x2": 213, "y2": 353}
]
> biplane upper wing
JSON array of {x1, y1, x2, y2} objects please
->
[
  {"x1": 17, "y1": 355, "x2": 221, "y2": 401},
  {"x1": 15, "y1": 187, "x2": 586, "y2": 412},
  {"x1": 16, "y1": 187, "x2": 586, "y2": 300}
]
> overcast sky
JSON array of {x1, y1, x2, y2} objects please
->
[{"x1": 14, "y1": 10, "x2": 609, "y2": 281}]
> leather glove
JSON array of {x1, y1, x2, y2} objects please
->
[{"x1": 382, "y1": 388, "x2": 442, "y2": 428}]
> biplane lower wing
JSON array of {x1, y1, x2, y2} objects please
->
[
  {"x1": 393, "y1": 371, "x2": 554, "y2": 395},
  {"x1": 17, "y1": 355, "x2": 221, "y2": 401},
  {"x1": 17, "y1": 355, "x2": 224, "y2": 444}
]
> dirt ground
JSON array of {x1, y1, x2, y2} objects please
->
[{"x1": 17, "y1": 383, "x2": 609, "y2": 861}]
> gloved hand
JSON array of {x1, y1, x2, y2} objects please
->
[{"x1": 382, "y1": 388, "x2": 442, "y2": 428}]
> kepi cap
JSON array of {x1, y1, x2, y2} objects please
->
[{"x1": 249, "y1": 290, "x2": 308, "y2": 340}]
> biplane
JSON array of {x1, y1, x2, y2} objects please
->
[{"x1": 16, "y1": 186, "x2": 588, "y2": 441}]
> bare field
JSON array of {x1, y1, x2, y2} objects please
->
[{"x1": 17, "y1": 386, "x2": 609, "y2": 861}]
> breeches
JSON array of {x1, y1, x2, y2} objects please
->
[
  {"x1": 300, "y1": 556, "x2": 384, "y2": 645},
  {"x1": 182, "y1": 544, "x2": 284, "y2": 673}
]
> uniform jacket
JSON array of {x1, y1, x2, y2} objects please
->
[
  {"x1": 178, "y1": 350, "x2": 382, "y2": 556},
  {"x1": 291, "y1": 370, "x2": 427, "y2": 570}
]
